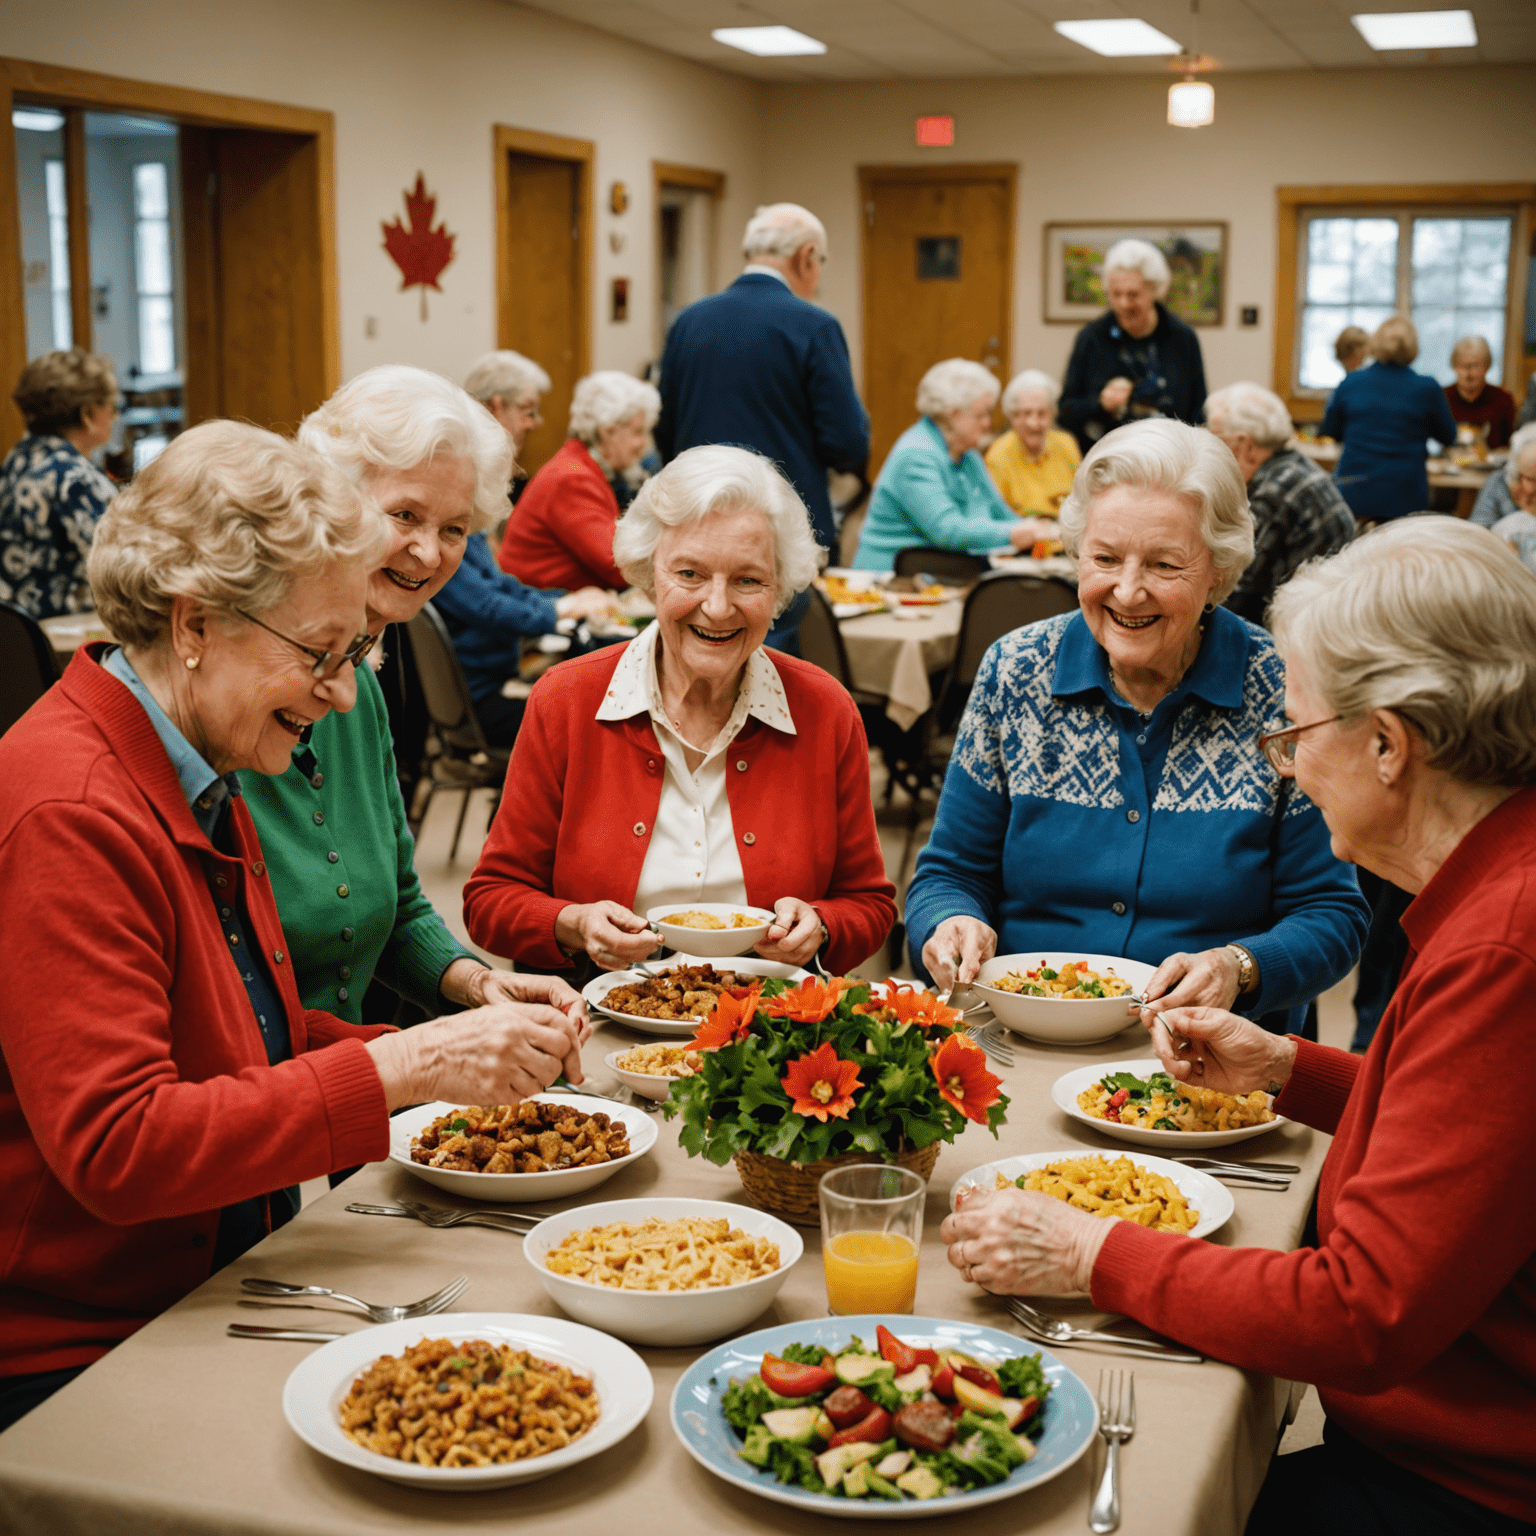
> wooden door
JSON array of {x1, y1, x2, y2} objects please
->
[
  {"x1": 859, "y1": 165, "x2": 1016, "y2": 474},
  {"x1": 496, "y1": 130, "x2": 592, "y2": 478}
]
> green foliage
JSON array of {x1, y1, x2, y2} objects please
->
[{"x1": 996, "y1": 1351, "x2": 1052, "y2": 1410}]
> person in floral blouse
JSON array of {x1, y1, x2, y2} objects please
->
[{"x1": 1, "y1": 349, "x2": 119, "y2": 620}]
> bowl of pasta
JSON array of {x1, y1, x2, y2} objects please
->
[
  {"x1": 522, "y1": 1197, "x2": 803, "y2": 1346},
  {"x1": 1050, "y1": 1059, "x2": 1286, "y2": 1148},
  {"x1": 646, "y1": 903, "x2": 777, "y2": 958},
  {"x1": 972, "y1": 953, "x2": 1156, "y2": 1045}
]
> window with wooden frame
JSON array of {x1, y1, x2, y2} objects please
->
[{"x1": 1275, "y1": 184, "x2": 1535, "y2": 422}]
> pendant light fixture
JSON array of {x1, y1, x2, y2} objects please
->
[{"x1": 1167, "y1": 0, "x2": 1215, "y2": 128}]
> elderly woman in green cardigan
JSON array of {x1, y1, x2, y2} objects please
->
[
  {"x1": 853, "y1": 359, "x2": 1034, "y2": 568},
  {"x1": 240, "y1": 365, "x2": 588, "y2": 1042}
]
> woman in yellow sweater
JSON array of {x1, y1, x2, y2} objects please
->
[{"x1": 985, "y1": 369, "x2": 1081, "y2": 528}]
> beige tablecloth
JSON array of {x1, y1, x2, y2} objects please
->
[
  {"x1": 0, "y1": 1014, "x2": 1325, "y2": 1536},
  {"x1": 37, "y1": 610, "x2": 113, "y2": 664},
  {"x1": 840, "y1": 601, "x2": 963, "y2": 730}
]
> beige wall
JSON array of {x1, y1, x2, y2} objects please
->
[
  {"x1": 762, "y1": 64, "x2": 1536, "y2": 399},
  {"x1": 0, "y1": 0, "x2": 766, "y2": 386}
]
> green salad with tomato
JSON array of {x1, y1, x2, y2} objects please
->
[{"x1": 720, "y1": 1324, "x2": 1051, "y2": 1502}]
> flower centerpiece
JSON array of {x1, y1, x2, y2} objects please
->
[{"x1": 662, "y1": 976, "x2": 1008, "y2": 1225}]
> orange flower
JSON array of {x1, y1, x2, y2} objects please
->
[
  {"x1": 690, "y1": 986, "x2": 761, "y2": 1050},
  {"x1": 781, "y1": 1041, "x2": 862, "y2": 1122},
  {"x1": 762, "y1": 975, "x2": 853, "y2": 1025},
  {"x1": 853, "y1": 981, "x2": 962, "y2": 1030},
  {"x1": 930, "y1": 1033, "x2": 1004, "y2": 1125}
]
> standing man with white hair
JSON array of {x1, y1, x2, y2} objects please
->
[
  {"x1": 1207, "y1": 382, "x2": 1355, "y2": 626},
  {"x1": 655, "y1": 202, "x2": 869, "y2": 651},
  {"x1": 1058, "y1": 239, "x2": 1208, "y2": 453}
]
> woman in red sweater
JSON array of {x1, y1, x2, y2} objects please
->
[
  {"x1": 940, "y1": 517, "x2": 1536, "y2": 1533},
  {"x1": 498, "y1": 371, "x2": 660, "y2": 592},
  {"x1": 465, "y1": 444, "x2": 896, "y2": 977}
]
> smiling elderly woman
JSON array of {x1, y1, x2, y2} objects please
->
[
  {"x1": 906, "y1": 417, "x2": 1368, "y2": 1031},
  {"x1": 0, "y1": 422, "x2": 586, "y2": 1432},
  {"x1": 940, "y1": 517, "x2": 1536, "y2": 1536},
  {"x1": 464, "y1": 444, "x2": 896, "y2": 975},
  {"x1": 983, "y1": 368, "x2": 1081, "y2": 523}
]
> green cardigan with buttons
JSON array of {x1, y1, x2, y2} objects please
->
[{"x1": 239, "y1": 660, "x2": 474, "y2": 1025}]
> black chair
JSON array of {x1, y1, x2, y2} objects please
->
[
  {"x1": 405, "y1": 601, "x2": 512, "y2": 861},
  {"x1": 893, "y1": 546, "x2": 992, "y2": 583},
  {"x1": 797, "y1": 584, "x2": 886, "y2": 711},
  {"x1": 0, "y1": 602, "x2": 61, "y2": 737}
]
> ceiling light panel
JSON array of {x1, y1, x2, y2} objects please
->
[
  {"x1": 1052, "y1": 18, "x2": 1183, "y2": 56},
  {"x1": 1350, "y1": 10, "x2": 1477, "y2": 50},
  {"x1": 711, "y1": 25, "x2": 827, "y2": 55},
  {"x1": 12, "y1": 108, "x2": 65, "y2": 132}
]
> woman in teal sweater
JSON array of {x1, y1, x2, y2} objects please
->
[
  {"x1": 241, "y1": 366, "x2": 587, "y2": 1035},
  {"x1": 855, "y1": 359, "x2": 1033, "y2": 568}
]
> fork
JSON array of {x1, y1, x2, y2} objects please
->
[
  {"x1": 1090, "y1": 1370, "x2": 1135, "y2": 1533},
  {"x1": 1006, "y1": 1297, "x2": 1203, "y2": 1363},
  {"x1": 544, "y1": 1083, "x2": 659, "y2": 1112},
  {"x1": 237, "y1": 1272, "x2": 468, "y2": 1323},
  {"x1": 1169, "y1": 1155, "x2": 1300, "y2": 1175},
  {"x1": 395, "y1": 1199, "x2": 543, "y2": 1233},
  {"x1": 965, "y1": 1022, "x2": 1015, "y2": 1066}
]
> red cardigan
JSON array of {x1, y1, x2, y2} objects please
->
[
  {"x1": 498, "y1": 438, "x2": 627, "y2": 592},
  {"x1": 0, "y1": 649, "x2": 391, "y2": 1377},
  {"x1": 1092, "y1": 786, "x2": 1536, "y2": 1524},
  {"x1": 463, "y1": 643, "x2": 897, "y2": 975}
]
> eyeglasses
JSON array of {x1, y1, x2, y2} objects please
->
[
  {"x1": 1257, "y1": 714, "x2": 1342, "y2": 771},
  {"x1": 238, "y1": 609, "x2": 379, "y2": 678}
]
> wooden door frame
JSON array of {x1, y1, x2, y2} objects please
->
[
  {"x1": 652, "y1": 159, "x2": 725, "y2": 355},
  {"x1": 1274, "y1": 181, "x2": 1536, "y2": 422},
  {"x1": 856, "y1": 162, "x2": 1018, "y2": 409},
  {"x1": 0, "y1": 55, "x2": 338, "y2": 447},
  {"x1": 494, "y1": 125, "x2": 593, "y2": 382}
]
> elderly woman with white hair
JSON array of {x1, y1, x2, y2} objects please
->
[
  {"x1": 462, "y1": 349, "x2": 552, "y2": 505},
  {"x1": 0, "y1": 421, "x2": 587, "y2": 1432},
  {"x1": 1471, "y1": 420, "x2": 1536, "y2": 533},
  {"x1": 1444, "y1": 334, "x2": 1516, "y2": 449},
  {"x1": 465, "y1": 445, "x2": 896, "y2": 976},
  {"x1": 907, "y1": 418, "x2": 1367, "y2": 1032},
  {"x1": 1207, "y1": 381, "x2": 1355, "y2": 626},
  {"x1": 983, "y1": 368, "x2": 1081, "y2": 524},
  {"x1": 940, "y1": 517, "x2": 1536, "y2": 1536},
  {"x1": 1058, "y1": 239, "x2": 1209, "y2": 454},
  {"x1": 853, "y1": 359, "x2": 1035, "y2": 567},
  {"x1": 499, "y1": 370, "x2": 660, "y2": 593}
]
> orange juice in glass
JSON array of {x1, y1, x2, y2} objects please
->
[{"x1": 819, "y1": 1165, "x2": 926, "y2": 1315}]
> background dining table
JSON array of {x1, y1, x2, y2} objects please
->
[{"x1": 0, "y1": 1006, "x2": 1327, "y2": 1536}]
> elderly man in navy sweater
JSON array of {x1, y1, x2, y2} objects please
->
[{"x1": 656, "y1": 202, "x2": 870, "y2": 650}]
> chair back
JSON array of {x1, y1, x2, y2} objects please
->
[
  {"x1": 405, "y1": 601, "x2": 490, "y2": 755},
  {"x1": 893, "y1": 546, "x2": 991, "y2": 582},
  {"x1": 797, "y1": 584, "x2": 856, "y2": 691},
  {"x1": 0, "y1": 602, "x2": 60, "y2": 737},
  {"x1": 949, "y1": 573, "x2": 1080, "y2": 690}
]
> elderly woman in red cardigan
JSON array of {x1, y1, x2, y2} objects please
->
[
  {"x1": 464, "y1": 444, "x2": 897, "y2": 974},
  {"x1": 940, "y1": 517, "x2": 1536, "y2": 1536}
]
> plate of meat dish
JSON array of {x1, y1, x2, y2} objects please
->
[{"x1": 584, "y1": 955, "x2": 811, "y2": 1036}]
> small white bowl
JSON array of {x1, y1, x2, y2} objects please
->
[
  {"x1": 972, "y1": 952, "x2": 1156, "y2": 1046},
  {"x1": 604, "y1": 1046, "x2": 695, "y2": 1103},
  {"x1": 523, "y1": 1197, "x2": 802, "y2": 1346},
  {"x1": 646, "y1": 902, "x2": 776, "y2": 958}
]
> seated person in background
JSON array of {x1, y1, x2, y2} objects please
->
[
  {"x1": 1444, "y1": 334, "x2": 1516, "y2": 449},
  {"x1": 1471, "y1": 421, "x2": 1536, "y2": 532},
  {"x1": 464, "y1": 445, "x2": 897, "y2": 979},
  {"x1": 498, "y1": 371, "x2": 660, "y2": 593},
  {"x1": 984, "y1": 368, "x2": 1081, "y2": 529},
  {"x1": 1520, "y1": 372, "x2": 1536, "y2": 429},
  {"x1": 462, "y1": 349, "x2": 551, "y2": 510},
  {"x1": 907, "y1": 418, "x2": 1367, "y2": 1037},
  {"x1": 1333, "y1": 325, "x2": 1369, "y2": 377},
  {"x1": 1206, "y1": 382, "x2": 1355, "y2": 626},
  {"x1": 854, "y1": 359, "x2": 1033, "y2": 568},
  {"x1": 0, "y1": 348, "x2": 118, "y2": 620}
]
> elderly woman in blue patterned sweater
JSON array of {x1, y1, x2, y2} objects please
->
[{"x1": 907, "y1": 418, "x2": 1368, "y2": 1033}]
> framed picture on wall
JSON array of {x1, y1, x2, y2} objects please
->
[{"x1": 1043, "y1": 221, "x2": 1228, "y2": 326}]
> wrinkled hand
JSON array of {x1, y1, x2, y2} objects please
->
[
  {"x1": 922, "y1": 916, "x2": 997, "y2": 991},
  {"x1": 940, "y1": 1186, "x2": 1115, "y2": 1296},
  {"x1": 554, "y1": 901, "x2": 660, "y2": 968},
  {"x1": 1136, "y1": 947, "x2": 1242, "y2": 1019},
  {"x1": 1144, "y1": 1005, "x2": 1297, "y2": 1098},
  {"x1": 756, "y1": 898, "x2": 824, "y2": 966},
  {"x1": 1099, "y1": 377, "x2": 1133, "y2": 415},
  {"x1": 556, "y1": 586, "x2": 622, "y2": 623},
  {"x1": 1007, "y1": 521, "x2": 1035, "y2": 551},
  {"x1": 468, "y1": 967, "x2": 591, "y2": 1045}
]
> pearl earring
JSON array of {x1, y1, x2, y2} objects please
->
[{"x1": 185, "y1": 655, "x2": 200, "y2": 671}]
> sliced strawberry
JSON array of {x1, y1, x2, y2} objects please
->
[{"x1": 760, "y1": 1353, "x2": 835, "y2": 1397}]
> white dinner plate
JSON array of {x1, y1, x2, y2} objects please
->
[
  {"x1": 389, "y1": 1094, "x2": 657, "y2": 1201},
  {"x1": 282, "y1": 1311, "x2": 652, "y2": 1490},
  {"x1": 584, "y1": 954, "x2": 810, "y2": 1036},
  {"x1": 1051, "y1": 1058, "x2": 1287, "y2": 1149},
  {"x1": 951, "y1": 1148, "x2": 1233, "y2": 1242}
]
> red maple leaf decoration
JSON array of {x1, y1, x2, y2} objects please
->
[{"x1": 382, "y1": 174, "x2": 455, "y2": 317}]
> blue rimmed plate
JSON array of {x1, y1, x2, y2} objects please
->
[{"x1": 669, "y1": 1314, "x2": 1096, "y2": 1519}]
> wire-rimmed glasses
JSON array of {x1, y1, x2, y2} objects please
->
[
  {"x1": 1257, "y1": 714, "x2": 1341, "y2": 771},
  {"x1": 238, "y1": 609, "x2": 378, "y2": 679}
]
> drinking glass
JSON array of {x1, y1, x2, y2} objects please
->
[{"x1": 818, "y1": 1164, "x2": 926, "y2": 1315}]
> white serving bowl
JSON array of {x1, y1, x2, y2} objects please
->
[
  {"x1": 972, "y1": 951, "x2": 1156, "y2": 1046},
  {"x1": 523, "y1": 1196, "x2": 803, "y2": 1346},
  {"x1": 390, "y1": 1095, "x2": 657, "y2": 1201},
  {"x1": 1051, "y1": 1058, "x2": 1287, "y2": 1149},
  {"x1": 603, "y1": 1046, "x2": 695, "y2": 1103},
  {"x1": 647, "y1": 902, "x2": 776, "y2": 958},
  {"x1": 584, "y1": 954, "x2": 810, "y2": 1036}
]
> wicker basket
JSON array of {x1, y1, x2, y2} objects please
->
[{"x1": 733, "y1": 1142, "x2": 943, "y2": 1227}]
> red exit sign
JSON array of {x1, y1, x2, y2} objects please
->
[{"x1": 915, "y1": 115, "x2": 954, "y2": 147}]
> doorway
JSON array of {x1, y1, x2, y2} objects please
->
[
  {"x1": 653, "y1": 161, "x2": 724, "y2": 354},
  {"x1": 858, "y1": 163, "x2": 1016, "y2": 474},
  {"x1": 495, "y1": 126, "x2": 592, "y2": 480}
]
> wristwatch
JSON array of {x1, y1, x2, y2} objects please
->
[{"x1": 1226, "y1": 943, "x2": 1258, "y2": 995}]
